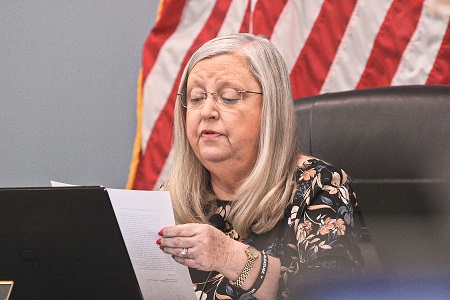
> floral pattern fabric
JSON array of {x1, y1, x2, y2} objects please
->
[{"x1": 189, "y1": 159, "x2": 364, "y2": 299}]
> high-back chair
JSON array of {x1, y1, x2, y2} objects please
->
[{"x1": 294, "y1": 85, "x2": 450, "y2": 277}]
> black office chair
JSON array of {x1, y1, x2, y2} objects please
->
[{"x1": 294, "y1": 85, "x2": 450, "y2": 278}]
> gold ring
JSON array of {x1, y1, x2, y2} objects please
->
[{"x1": 181, "y1": 248, "x2": 188, "y2": 258}]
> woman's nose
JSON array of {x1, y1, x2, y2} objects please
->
[{"x1": 200, "y1": 95, "x2": 219, "y2": 119}]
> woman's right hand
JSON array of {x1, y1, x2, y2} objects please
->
[{"x1": 157, "y1": 223, "x2": 245, "y2": 274}]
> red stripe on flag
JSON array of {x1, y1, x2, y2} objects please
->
[
  {"x1": 133, "y1": 0, "x2": 233, "y2": 190},
  {"x1": 427, "y1": 20, "x2": 450, "y2": 85},
  {"x1": 252, "y1": 0, "x2": 288, "y2": 39},
  {"x1": 238, "y1": 0, "x2": 251, "y2": 33},
  {"x1": 356, "y1": 0, "x2": 424, "y2": 89},
  {"x1": 289, "y1": 0, "x2": 358, "y2": 99},
  {"x1": 141, "y1": 0, "x2": 187, "y2": 82}
]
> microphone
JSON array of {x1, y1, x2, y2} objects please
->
[{"x1": 208, "y1": 214, "x2": 225, "y2": 231}]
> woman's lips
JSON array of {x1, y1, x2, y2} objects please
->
[{"x1": 200, "y1": 129, "x2": 222, "y2": 138}]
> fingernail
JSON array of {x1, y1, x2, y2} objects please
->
[
  {"x1": 158, "y1": 230, "x2": 163, "y2": 236},
  {"x1": 159, "y1": 246, "x2": 164, "y2": 251},
  {"x1": 156, "y1": 238, "x2": 161, "y2": 245}
]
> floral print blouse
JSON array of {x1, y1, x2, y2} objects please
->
[{"x1": 189, "y1": 158, "x2": 364, "y2": 299}]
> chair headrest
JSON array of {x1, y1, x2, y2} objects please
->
[{"x1": 294, "y1": 85, "x2": 450, "y2": 180}]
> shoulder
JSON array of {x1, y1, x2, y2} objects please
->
[
  {"x1": 290, "y1": 155, "x2": 354, "y2": 211},
  {"x1": 295, "y1": 155, "x2": 351, "y2": 188},
  {"x1": 287, "y1": 155, "x2": 357, "y2": 229}
]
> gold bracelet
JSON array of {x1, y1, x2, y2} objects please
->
[{"x1": 229, "y1": 245, "x2": 259, "y2": 288}]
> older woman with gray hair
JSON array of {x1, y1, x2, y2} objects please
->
[{"x1": 157, "y1": 33, "x2": 364, "y2": 299}]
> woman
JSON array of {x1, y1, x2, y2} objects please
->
[{"x1": 157, "y1": 33, "x2": 364, "y2": 299}]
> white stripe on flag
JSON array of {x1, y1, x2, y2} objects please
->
[
  {"x1": 321, "y1": 0, "x2": 394, "y2": 93},
  {"x1": 218, "y1": 0, "x2": 249, "y2": 36},
  {"x1": 391, "y1": 0, "x2": 449, "y2": 85},
  {"x1": 270, "y1": 0, "x2": 325, "y2": 73},
  {"x1": 141, "y1": 0, "x2": 216, "y2": 152},
  {"x1": 249, "y1": 0, "x2": 258, "y2": 33}
]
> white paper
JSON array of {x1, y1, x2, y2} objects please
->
[
  {"x1": 51, "y1": 181, "x2": 196, "y2": 300},
  {"x1": 107, "y1": 188, "x2": 196, "y2": 300},
  {"x1": 50, "y1": 181, "x2": 78, "y2": 187}
]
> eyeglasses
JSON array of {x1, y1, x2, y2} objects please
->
[{"x1": 177, "y1": 88, "x2": 262, "y2": 109}]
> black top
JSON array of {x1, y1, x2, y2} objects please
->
[{"x1": 189, "y1": 159, "x2": 364, "y2": 299}]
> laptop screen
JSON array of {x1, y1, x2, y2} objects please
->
[{"x1": 0, "y1": 186, "x2": 142, "y2": 299}]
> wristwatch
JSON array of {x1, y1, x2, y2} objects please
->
[{"x1": 229, "y1": 245, "x2": 259, "y2": 288}]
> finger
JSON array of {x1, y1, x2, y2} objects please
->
[
  {"x1": 162, "y1": 246, "x2": 191, "y2": 260},
  {"x1": 170, "y1": 250, "x2": 204, "y2": 269},
  {"x1": 159, "y1": 224, "x2": 196, "y2": 238},
  {"x1": 171, "y1": 250, "x2": 213, "y2": 271},
  {"x1": 158, "y1": 235, "x2": 194, "y2": 248},
  {"x1": 172, "y1": 254, "x2": 195, "y2": 267}
]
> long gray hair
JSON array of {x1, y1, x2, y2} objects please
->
[{"x1": 163, "y1": 33, "x2": 298, "y2": 237}]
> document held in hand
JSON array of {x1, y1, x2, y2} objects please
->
[
  {"x1": 51, "y1": 182, "x2": 196, "y2": 300},
  {"x1": 107, "y1": 188, "x2": 196, "y2": 300}
]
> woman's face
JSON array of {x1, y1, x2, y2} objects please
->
[{"x1": 185, "y1": 53, "x2": 262, "y2": 173}]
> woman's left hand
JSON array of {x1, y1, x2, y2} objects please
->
[{"x1": 157, "y1": 223, "x2": 239, "y2": 272}]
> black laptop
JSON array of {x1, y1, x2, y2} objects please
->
[{"x1": 0, "y1": 186, "x2": 143, "y2": 300}]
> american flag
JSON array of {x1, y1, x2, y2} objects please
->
[{"x1": 127, "y1": 0, "x2": 450, "y2": 190}]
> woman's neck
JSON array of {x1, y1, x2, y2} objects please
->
[{"x1": 209, "y1": 168, "x2": 249, "y2": 200}]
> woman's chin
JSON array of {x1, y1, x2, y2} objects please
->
[{"x1": 197, "y1": 151, "x2": 230, "y2": 165}]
